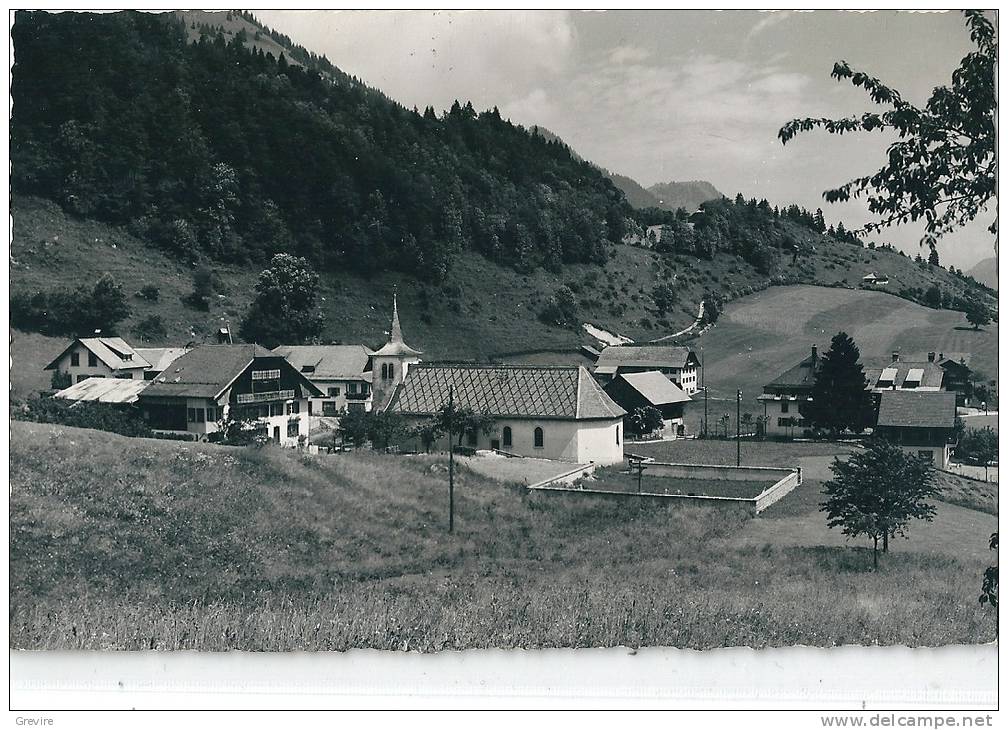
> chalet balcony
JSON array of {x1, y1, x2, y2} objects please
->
[
  {"x1": 235, "y1": 389, "x2": 295, "y2": 405},
  {"x1": 345, "y1": 391, "x2": 371, "y2": 401}
]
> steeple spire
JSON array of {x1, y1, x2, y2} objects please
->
[{"x1": 390, "y1": 291, "x2": 403, "y2": 344}]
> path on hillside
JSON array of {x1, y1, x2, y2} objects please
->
[{"x1": 651, "y1": 299, "x2": 706, "y2": 343}]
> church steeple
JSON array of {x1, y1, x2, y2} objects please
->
[{"x1": 390, "y1": 292, "x2": 403, "y2": 344}]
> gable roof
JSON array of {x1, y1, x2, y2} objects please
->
[
  {"x1": 141, "y1": 344, "x2": 276, "y2": 399},
  {"x1": 612, "y1": 371, "x2": 691, "y2": 406},
  {"x1": 133, "y1": 347, "x2": 188, "y2": 373},
  {"x1": 45, "y1": 337, "x2": 150, "y2": 371},
  {"x1": 594, "y1": 345, "x2": 698, "y2": 372},
  {"x1": 273, "y1": 344, "x2": 373, "y2": 381},
  {"x1": 864, "y1": 361, "x2": 944, "y2": 390},
  {"x1": 876, "y1": 391, "x2": 956, "y2": 429},
  {"x1": 765, "y1": 350, "x2": 821, "y2": 391},
  {"x1": 386, "y1": 365, "x2": 625, "y2": 420},
  {"x1": 54, "y1": 376, "x2": 150, "y2": 404}
]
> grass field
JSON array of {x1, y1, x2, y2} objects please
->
[
  {"x1": 10, "y1": 422, "x2": 996, "y2": 651},
  {"x1": 587, "y1": 467, "x2": 773, "y2": 499}
]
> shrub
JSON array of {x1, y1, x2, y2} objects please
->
[
  {"x1": 137, "y1": 284, "x2": 160, "y2": 302},
  {"x1": 135, "y1": 314, "x2": 167, "y2": 342},
  {"x1": 12, "y1": 397, "x2": 152, "y2": 438}
]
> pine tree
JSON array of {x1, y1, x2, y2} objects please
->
[
  {"x1": 928, "y1": 245, "x2": 940, "y2": 266},
  {"x1": 800, "y1": 331, "x2": 872, "y2": 435}
]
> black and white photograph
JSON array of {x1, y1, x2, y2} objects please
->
[{"x1": 6, "y1": 6, "x2": 1000, "y2": 715}]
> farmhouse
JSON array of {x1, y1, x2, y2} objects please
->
[
  {"x1": 45, "y1": 336, "x2": 150, "y2": 383},
  {"x1": 864, "y1": 351, "x2": 945, "y2": 393},
  {"x1": 603, "y1": 370, "x2": 691, "y2": 438},
  {"x1": 757, "y1": 344, "x2": 820, "y2": 438},
  {"x1": 273, "y1": 344, "x2": 374, "y2": 416},
  {"x1": 875, "y1": 390, "x2": 957, "y2": 468},
  {"x1": 593, "y1": 344, "x2": 700, "y2": 394},
  {"x1": 137, "y1": 344, "x2": 322, "y2": 445},
  {"x1": 387, "y1": 364, "x2": 626, "y2": 465}
]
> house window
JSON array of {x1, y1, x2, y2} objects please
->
[
  {"x1": 269, "y1": 403, "x2": 284, "y2": 417},
  {"x1": 287, "y1": 420, "x2": 300, "y2": 438},
  {"x1": 778, "y1": 417, "x2": 789, "y2": 427},
  {"x1": 780, "y1": 399, "x2": 789, "y2": 414},
  {"x1": 917, "y1": 450, "x2": 934, "y2": 462},
  {"x1": 381, "y1": 363, "x2": 394, "y2": 380},
  {"x1": 301, "y1": 365, "x2": 315, "y2": 374},
  {"x1": 467, "y1": 430, "x2": 478, "y2": 447},
  {"x1": 502, "y1": 426, "x2": 512, "y2": 448},
  {"x1": 251, "y1": 369, "x2": 281, "y2": 380},
  {"x1": 616, "y1": 425, "x2": 620, "y2": 446},
  {"x1": 534, "y1": 427, "x2": 544, "y2": 449},
  {"x1": 88, "y1": 352, "x2": 98, "y2": 367},
  {"x1": 328, "y1": 387, "x2": 340, "y2": 397},
  {"x1": 206, "y1": 407, "x2": 217, "y2": 423},
  {"x1": 322, "y1": 401, "x2": 337, "y2": 416},
  {"x1": 307, "y1": 401, "x2": 313, "y2": 415},
  {"x1": 347, "y1": 383, "x2": 357, "y2": 395},
  {"x1": 187, "y1": 408, "x2": 206, "y2": 423},
  {"x1": 286, "y1": 401, "x2": 300, "y2": 415},
  {"x1": 70, "y1": 352, "x2": 80, "y2": 366}
]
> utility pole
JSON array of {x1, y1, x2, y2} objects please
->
[
  {"x1": 736, "y1": 389, "x2": 742, "y2": 467},
  {"x1": 703, "y1": 386, "x2": 709, "y2": 439},
  {"x1": 448, "y1": 385, "x2": 454, "y2": 533}
]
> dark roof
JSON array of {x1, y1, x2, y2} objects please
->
[
  {"x1": 386, "y1": 365, "x2": 625, "y2": 420},
  {"x1": 876, "y1": 391, "x2": 957, "y2": 429},
  {"x1": 612, "y1": 371, "x2": 691, "y2": 406},
  {"x1": 765, "y1": 351, "x2": 821, "y2": 391},
  {"x1": 594, "y1": 345, "x2": 698, "y2": 372},
  {"x1": 273, "y1": 344, "x2": 373, "y2": 381},
  {"x1": 45, "y1": 337, "x2": 150, "y2": 371},
  {"x1": 141, "y1": 344, "x2": 274, "y2": 399},
  {"x1": 865, "y1": 361, "x2": 944, "y2": 390}
]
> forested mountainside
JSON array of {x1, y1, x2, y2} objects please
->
[{"x1": 11, "y1": 10, "x2": 628, "y2": 282}]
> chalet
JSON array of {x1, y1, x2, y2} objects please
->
[
  {"x1": 862, "y1": 272, "x2": 889, "y2": 286},
  {"x1": 593, "y1": 345, "x2": 700, "y2": 394},
  {"x1": 757, "y1": 345, "x2": 820, "y2": 438},
  {"x1": 45, "y1": 336, "x2": 150, "y2": 384},
  {"x1": 875, "y1": 390, "x2": 957, "y2": 468},
  {"x1": 137, "y1": 344, "x2": 323, "y2": 445},
  {"x1": 387, "y1": 364, "x2": 626, "y2": 465},
  {"x1": 603, "y1": 371, "x2": 691, "y2": 438},
  {"x1": 934, "y1": 352, "x2": 974, "y2": 406},
  {"x1": 273, "y1": 344, "x2": 374, "y2": 416},
  {"x1": 134, "y1": 347, "x2": 188, "y2": 381}
]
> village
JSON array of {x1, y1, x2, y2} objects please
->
[{"x1": 37, "y1": 291, "x2": 995, "y2": 511}]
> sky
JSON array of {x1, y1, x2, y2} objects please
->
[{"x1": 257, "y1": 9, "x2": 995, "y2": 271}]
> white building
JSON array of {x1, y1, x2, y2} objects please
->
[
  {"x1": 273, "y1": 344, "x2": 374, "y2": 416},
  {"x1": 387, "y1": 364, "x2": 626, "y2": 465},
  {"x1": 45, "y1": 336, "x2": 150, "y2": 383},
  {"x1": 593, "y1": 345, "x2": 701, "y2": 394}
]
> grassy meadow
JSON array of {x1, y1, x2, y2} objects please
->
[{"x1": 10, "y1": 421, "x2": 996, "y2": 651}]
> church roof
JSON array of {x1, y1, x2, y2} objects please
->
[
  {"x1": 373, "y1": 293, "x2": 422, "y2": 357},
  {"x1": 386, "y1": 365, "x2": 625, "y2": 420}
]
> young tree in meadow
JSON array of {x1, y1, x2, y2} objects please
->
[
  {"x1": 627, "y1": 406, "x2": 664, "y2": 437},
  {"x1": 336, "y1": 407, "x2": 369, "y2": 449},
  {"x1": 652, "y1": 281, "x2": 677, "y2": 315},
  {"x1": 81, "y1": 273, "x2": 131, "y2": 335},
  {"x1": 965, "y1": 299, "x2": 991, "y2": 330},
  {"x1": 780, "y1": 10, "x2": 996, "y2": 251},
  {"x1": 239, "y1": 253, "x2": 325, "y2": 348},
  {"x1": 821, "y1": 438, "x2": 938, "y2": 569},
  {"x1": 801, "y1": 331, "x2": 872, "y2": 436}
]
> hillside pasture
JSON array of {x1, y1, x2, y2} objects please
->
[
  {"x1": 692, "y1": 284, "x2": 998, "y2": 422},
  {"x1": 9, "y1": 421, "x2": 996, "y2": 651}
]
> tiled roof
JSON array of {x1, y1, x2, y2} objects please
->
[
  {"x1": 134, "y1": 347, "x2": 188, "y2": 373},
  {"x1": 45, "y1": 337, "x2": 150, "y2": 371},
  {"x1": 386, "y1": 365, "x2": 625, "y2": 420},
  {"x1": 594, "y1": 345, "x2": 697, "y2": 370},
  {"x1": 876, "y1": 391, "x2": 956, "y2": 429},
  {"x1": 865, "y1": 361, "x2": 944, "y2": 390},
  {"x1": 615, "y1": 371, "x2": 691, "y2": 406},
  {"x1": 273, "y1": 344, "x2": 373, "y2": 381},
  {"x1": 141, "y1": 344, "x2": 273, "y2": 399},
  {"x1": 54, "y1": 376, "x2": 150, "y2": 403}
]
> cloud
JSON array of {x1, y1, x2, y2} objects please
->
[
  {"x1": 257, "y1": 10, "x2": 575, "y2": 113},
  {"x1": 608, "y1": 45, "x2": 650, "y2": 65},
  {"x1": 745, "y1": 10, "x2": 791, "y2": 40}
]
